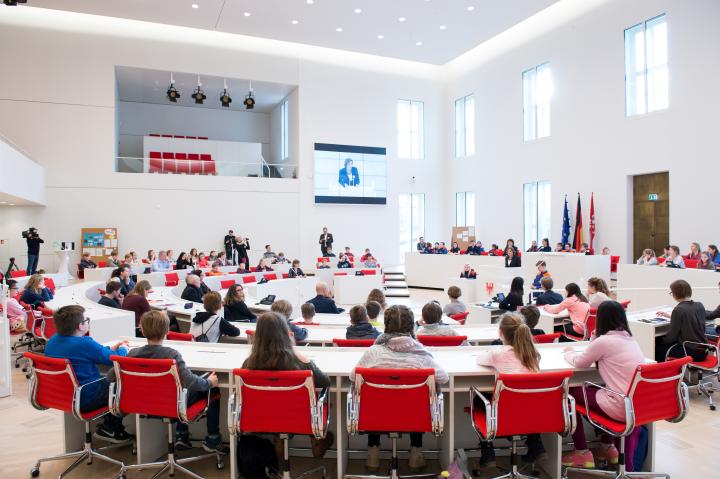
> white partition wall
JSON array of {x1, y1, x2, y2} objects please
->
[{"x1": 521, "y1": 253, "x2": 610, "y2": 291}]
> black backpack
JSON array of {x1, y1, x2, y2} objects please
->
[{"x1": 237, "y1": 435, "x2": 278, "y2": 479}]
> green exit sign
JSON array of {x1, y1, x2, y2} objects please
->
[{"x1": 648, "y1": 193, "x2": 659, "y2": 201}]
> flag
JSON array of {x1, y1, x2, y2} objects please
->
[
  {"x1": 589, "y1": 192, "x2": 596, "y2": 252},
  {"x1": 561, "y1": 195, "x2": 570, "y2": 245},
  {"x1": 573, "y1": 193, "x2": 584, "y2": 251}
]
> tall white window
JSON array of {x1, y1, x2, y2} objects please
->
[
  {"x1": 280, "y1": 99, "x2": 289, "y2": 160},
  {"x1": 523, "y1": 181, "x2": 551, "y2": 249},
  {"x1": 397, "y1": 100, "x2": 424, "y2": 159},
  {"x1": 454, "y1": 94, "x2": 475, "y2": 157},
  {"x1": 625, "y1": 14, "x2": 668, "y2": 116},
  {"x1": 523, "y1": 63, "x2": 552, "y2": 141},
  {"x1": 455, "y1": 191, "x2": 476, "y2": 227},
  {"x1": 399, "y1": 193, "x2": 425, "y2": 262}
]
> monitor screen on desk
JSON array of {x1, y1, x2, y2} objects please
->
[{"x1": 314, "y1": 143, "x2": 387, "y2": 205}]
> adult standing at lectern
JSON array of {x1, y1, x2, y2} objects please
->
[
  {"x1": 319, "y1": 226, "x2": 334, "y2": 256},
  {"x1": 224, "y1": 230, "x2": 237, "y2": 265}
]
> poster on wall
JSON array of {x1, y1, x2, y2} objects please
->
[
  {"x1": 81, "y1": 228, "x2": 118, "y2": 262},
  {"x1": 313, "y1": 143, "x2": 387, "y2": 205}
]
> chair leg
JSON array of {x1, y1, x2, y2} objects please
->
[{"x1": 697, "y1": 381, "x2": 716, "y2": 410}]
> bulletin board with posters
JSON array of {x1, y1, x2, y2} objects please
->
[
  {"x1": 81, "y1": 228, "x2": 118, "y2": 262},
  {"x1": 451, "y1": 226, "x2": 476, "y2": 252}
]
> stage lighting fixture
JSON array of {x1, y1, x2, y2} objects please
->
[
  {"x1": 166, "y1": 73, "x2": 180, "y2": 102},
  {"x1": 3, "y1": 1, "x2": 28, "y2": 6},
  {"x1": 192, "y1": 76, "x2": 206, "y2": 104},
  {"x1": 220, "y1": 83, "x2": 232, "y2": 108},
  {"x1": 243, "y1": 81, "x2": 255, "y2": 110}
]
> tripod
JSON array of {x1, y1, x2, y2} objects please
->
[{"x1": 4, "y1": 256, "x2": 19, "y2": 280}]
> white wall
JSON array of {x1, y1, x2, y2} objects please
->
[
  {"x1": 0, "y1": 8, "x2": 446, "y2": 272},
  {"x1": 0, "y1": 136, "x2": 46, "y2": 206},
  {"x1": 445, "y1": 0, "x2": 720, "y2": 261}
]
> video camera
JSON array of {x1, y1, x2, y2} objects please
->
[{"x1": 21, "y1": 227, "x2": 38, "y2": 239}]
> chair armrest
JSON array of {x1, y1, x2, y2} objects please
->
[
  {"x1": 469, "y1": 386, "x2": 495, "y2": 441},
  {"x1": 581, "y1": 381, "x2": 634, "y2": 437},
  {"x1": 227, "y1": 389, "x2": 237, "y2": 436},
  {"x1": 313, "y1": 387, "x2": 330, "y2": 439},
  {"x1": 346, "y1": 383, "x2": 357, "y2": 435},
  {"x1": 682, "y1": 340, "x2": 719, "y2": 357},
  {"x1": 74, "y1": 376, "x2": 110, "y2": 420},
  {"x1": 567, "y1": 394, "x2": 577, "y2": 436}
]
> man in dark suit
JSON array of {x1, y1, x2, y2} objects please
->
[
  {"x1": 338, "y1": 158, "x2": 360, "y2": 187},
  {"x1": 224, "y1": 230, "x2": 237, "y2": 265},
  {"x1": 319, "y1": 226, "x2": 334, "y2": 255},
  {"x1": 416, "y1": 237, "x2": 425, "y2": 252},
  {"x1": 306, "y1": 282, "x2": 344, "y2": 314},
  {"x1": 534, "y1": 277, "x2": 563, "y2": 306}
]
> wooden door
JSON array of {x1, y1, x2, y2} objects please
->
[{"x1": 633, "y1": 172, "x2": 669, "y2": 260}]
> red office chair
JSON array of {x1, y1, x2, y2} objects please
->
[
  {"x1": 10, "y1": 269, "x2": 28, "y2": 278},
  {"x1": 167, "y1": 331, "x2": 194, "y2": 342},
  {"x1": 361, "y1": 269, "x2": 377, "y2": 275},
  {"x1": 76, "y1": 264, "x2": 84, "y2": 279},
  {"x1": 417, "y1": 335, "x2": 467, "y2": 347},
  {"x1": 563, "y1": 357, "x2": 692, "y2": 479},
  {"x1": 230, "y1": 369, "x2": 330, "y2": 479},
  {"x1": 244, "y1": 329, "x2": 255, "y2": 344},
  {"x1": 165, "y1": 272, "x2": 179, "y2": 286},
  {"x1": 533, "y1": 333, "x2": 562, "y2": 344},
  {"x1": 24, "y1": 352, "x2": 129, "y2": 478},
  {"x1": 472, "y1": 371, "x2": 575, "y2": 479},
  {"x1": 282, "y1": 273, "x2": 290, "y2": 279},
  {"x1": 667, "y1": 340, "x2": 719, "y2": 410},
  {"x1": 449, "y1": 311, "x2": 469, "y2": 325},
  {"x1": 332, "y1": 338, "x2": 375, "y2": 347},
  {"x1": 610, "y1": 255, "x2": 620, "y2": 274},
  {"x1": 620, "y1": 300, "x2": 631, "y2": 310},
  {"x1": 264, "y1": 273, "x2": 278, "y2": 281},
  {"x1": 44, "y1": 277, "x2": 56, "y2": 293},
  {"x1": 220, "y1": 279, "x2": 236, "y2": 289},
  {"x1": 334, "y1": 272, "x2": 348, "y2": 276},
  {"x1": 242, "y1": 275, "x2": 257, "y2": 284},
  {"x1": 98, "y1": 261, "x2": 108, "y2": 268},
  {"x1": 109, "y1": 356, "x2": 224, "y2": 478},
  {"x1": 562, "y1": 308, "x2": 596, "y2": 342},
  {"x1": 149, "y1": 151, "x2": 162, "y2": 173},
  {"x1": 347, "y1": 368, "x2": 443, "y2": 479}
]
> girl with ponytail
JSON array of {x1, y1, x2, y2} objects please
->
[{"x1": 474, "y1": 313, "x2": 543, "y2": 469}]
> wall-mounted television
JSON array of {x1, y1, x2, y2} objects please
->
[{"x1": 314, "y1": 143, "x2": 387, "y2": 205}]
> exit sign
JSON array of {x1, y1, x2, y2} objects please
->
[{"x1": 648, "y1": 193, "x2": 659, "y2": 201}]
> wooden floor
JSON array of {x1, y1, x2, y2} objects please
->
[{"x1": 1, "y1": 288, "x2": 717, "y2": 478}]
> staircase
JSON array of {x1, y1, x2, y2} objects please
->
[{"x1": 383, "y1": 266, "x2": 410, "y2": 298}]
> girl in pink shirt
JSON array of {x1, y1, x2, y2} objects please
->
[
  {"x1": 5, "y1": 281, "x2": 29, "y2": 332},
  {"x1": 543, "y1": 283, "x2": 590, "y2": 336},
  {"x1": 475, "y1": 313, "x2": 543, "y2": 468},
  {"x1": 561, "y1": 301, "x2": 645, "y2": 471}
]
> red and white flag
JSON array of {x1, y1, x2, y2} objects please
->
[{"x1": 589, "y1": 192, "x2": 596, "y2": 252}]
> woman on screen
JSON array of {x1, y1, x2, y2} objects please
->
[{"x1": 338, "y1": 158, "x2": 360, "y2": 187}]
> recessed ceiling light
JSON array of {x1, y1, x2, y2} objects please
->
[
  {"x1": 439, "y1": 25, "x2": 446, "y2": 30},
  {"x1": 467, "y1": 6, "x2": 475, "y2": 11},
  {"x1": 191, "y1": 3, "x2": 199, "y2": 9},
  {"x1": 306, "y1": 0, "x2": 313, "y2": 4},
  {"x1": 291, "y1": 20, "x2": 299, "y2": 24},
  {"x1": 336, "y1": 27, "x2": 343, "y2": 32},
  {"x1": 0, "y1": 201, "x2": 6, "y2": 204},
  {"x1": 8, "y1": 203, "x2": 15, "y2": 206},
  {"x1": 243, "y1": 12, "x2": 251, "y2": 17},
  {"x1": 354, "y1": 8, "x2": 362, "y2": 13},
  {"x1": 416, "y1": 41, "x2": 423, "y2": 46},
  {"x1": 377, "y1": 34, "x2": 384, "y2": 39},
  {"x1": 398, "y1": 17, "x2": 406, "y2": 22}
]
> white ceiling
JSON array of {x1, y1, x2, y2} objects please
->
[
  {"x1": 116, "y1": 66, "x2": 295, "y2": 113},
  {"x1": 23, "y1": 0, "x2": 560, "y2": 64}
]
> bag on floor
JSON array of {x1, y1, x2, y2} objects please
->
[{"x1": 237, "y1": 434, "x2": 278, "y2": 479}]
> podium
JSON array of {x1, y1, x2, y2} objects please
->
[{"x1": 54, "y1": 242, "x2": 75, "y2": 286}]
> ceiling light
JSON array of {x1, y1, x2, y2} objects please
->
[
  {"x1": 377, "y1": 34, "x2": 384, "y2": 39},
  {"x1": 8, "y1": 203, "x2": 15, "y2": 206},
  {"x1": 191, "y1": 3, "x2": 199, "y2": 9},
  {"x1": 0, "y1": 201, "x2": 7, "y2": 204},
  {"x1": 467, "y1": 6, "x2": 475, "y2": 11},
  {"x1": 220, "y1": 79, "x2": 232, "y2": 107},
  {"x1": 166, "y1": 73, "x2": 180, "y2": 103},
  {"x1": 416, "y1": 41, "x2": 423, "y2": 46},
  {"x1": 193, "y1": 75, "x2": 206, "y2": 105},
  {"x1": 354, "y1": 8, "x2": 362, "y2": 13},
  {"x1": 244, "y1": 81, "x2": 255, "y2": 110},
  {"x1": 398, "y1": 17, "x2": 406, "y2": 22},
  {"x1": 439, "y1": 25, "x2": 446, "y2": 30},
  {"x1": 243, "y1": 12, "x2": 251, "y2": 17},
  {"x1": 291, "y1": 20, "x2": 299, "y2": 25},
  {"x1": 306, "y1": 0, "x2": 313, "y2": 4},
  {"x1": 336, "y1": 27, "x2": 343, "y2": 32}
]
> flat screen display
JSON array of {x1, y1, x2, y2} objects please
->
[{"x1": 314, "y1": 143, "x2": 387, "y2": 205}]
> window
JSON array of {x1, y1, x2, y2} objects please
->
[
  {"x1": 454, "y1": 95, "x2": 475, "y2": 157},
  {"x1": 625, "y1": 14, "x2": 668, "y2": 116},
  {"x1": 399, "y1": 193, "x2": 425, "y2": 262},
  {"x1": 455, "y1": 191, "x2": 476, "y2": 227},
  {"x1": 397, "y1": 100, "x2": 424, "y2": 159},
  {"x1": 523, "y1": 181, "x2": 551, "y2": 249},
  {"x1": 280, "y1": 99, "x2": 289, "y2": 160},
  {"x1": 523, "y1": 63, "x2": 552, "y2": 141}
]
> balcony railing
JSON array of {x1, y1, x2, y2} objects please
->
[{"x1": 115, "y1": 156, "x2": 295, "y2": 178}]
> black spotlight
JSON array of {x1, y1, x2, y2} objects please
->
[
  {"x1": 166, "y1": 83, "x2": 180, "y2": 102},
  {"x1": 243, "y1": 91, "x2": 255, "y2": 110},
  {"x1": 192, "y1": 86, "x2": 206, "y2": 105},
  {"x1": 3, "y1": 0, "x2": 28, "y2": 6},
  {"x1": 220, "y1": 89, "x2": 232, "y2": 108}
]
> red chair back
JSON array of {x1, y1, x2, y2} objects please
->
[
  {"x1": 620, "y1": 300, "x2": 631, "y2": 309},
  {"x1": 245, "y1": 329, "x2": 255, "y2": 343},
  {"x1": 98, "y1": 261, "x2": 107, "y2": 268},
  {"x1": 334, "y1": 272, "x2": 348, "y2": 276},
  {"x1": 165, "y1": 272, "x2": 179, "y2": 286},
  {"x1": 610, "y1": 255, "x2": 620, "y2": 273},
  {"x1": 242, "y1": 275, "x2": 257, "y2": 284},
  {"x1": 332, "y1": 338, "x2": 375, "y2": 347},
  {"x1": 586, "y1": 307, "x2": 598, "y2": 337},
  {"x1": 24, "y1": 352, "x2": 84, "y2": 418},
  {"x1": 533, "y1": 333, "x2": 562, "y2": 344},
  {"x1": 350, "y1": 368, "x2": 442, "y2": 435},
  {"x1": 167, "y1": 331, "x2": 193, "y2": 342},
  {"x1": 110, "y1": 355, "x2": 184, "y2": 420},
  {"x1": 317, "y1": 257, "x2": 330, "y2": 263},
  {"x1": 44, "y1": 277, "x2": 56, "y2": 293},
  {"x1": 684, "y1": 259, "x2": 699, "y2": 269},
  {"x1": 361, "y1": 269, "x2": 377, "y2": 275},
  {"x1": 11, "y1": 269, "x2": 28, "y2": 278},
  {"x1": 626, "y1": 357, "x2": 691, "y2": 428},
  {"x1": 282, "y1": 273, "x2": 289, "y2": 279},
  {"x1": 264, "y1": 273, "x2": 277, "y2": 281},
  {"x1": 449, "y1": 311, "x2": 469, "y2": 325},
  {"x1": 417, "y1": 335, "x2": 467, "y2": 347},
  {"x1": 220, "y1": 279, "x2": 236, "y2": 289},
  {"x1": 493, "y1": 371, "x2": 574, "y2": 437},
  {"x1": 232, "y1": 369, "x2": 325, "y2": 437},
  {"x1": 249, "y1": 267, "x2": 258, "y2": 272}
]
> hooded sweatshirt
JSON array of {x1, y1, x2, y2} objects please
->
[
  {"x1": 346, "y1": 322, "x2": 381, "y2": 340},
  {"x1": 350, "y1": 334, "x2": 449, "y2": 385},
  {"x1": 190, "y1": 311, "x2": 240, "y2": 343}
]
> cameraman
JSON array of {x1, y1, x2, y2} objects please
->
[{"x1": 24, "y1": 227, "x2": 44, "y2": 275}]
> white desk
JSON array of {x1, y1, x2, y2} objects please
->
[
  {"x1": 625, "y1": 306, "x2": 674, "y2": 359},
  {"x1": 332, "y1": 274, "x2": 384, "y2": 305},
  {"x1": 83, "y1": 267, "x2": 116, "y2": 283},
  {"x1": 467, "y1": 304, "x2": 569, "y2": 332},
  {"x1": 616, "y1": 263, "x2": 719, "y2": 311},
  {"x1": 521, "y1": 252, "x2": 611, "y2": 290},
  {"x1": 12, "y1": 273, "x2": 66, "y2": 291},
  {"x1": 405, "y1": 253, "x2": 505, "y2": 289}
]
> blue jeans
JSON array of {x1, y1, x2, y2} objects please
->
[
  {"x1": 27, "y1": 254, "x2": 39, "y2": 275},
  {"x1": 81, "y1": 378, "x2": 125, "y2": 433}
]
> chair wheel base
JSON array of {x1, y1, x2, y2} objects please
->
[
  {"x1": 30, "y1": 467, "x2": 39, "y2": 477},
  {"x1": 216, "y1": 460, "x2": 225, "y2": 470},
  {"x1": 710, "y1": 404, "x2": 716, "y2": 411}
]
